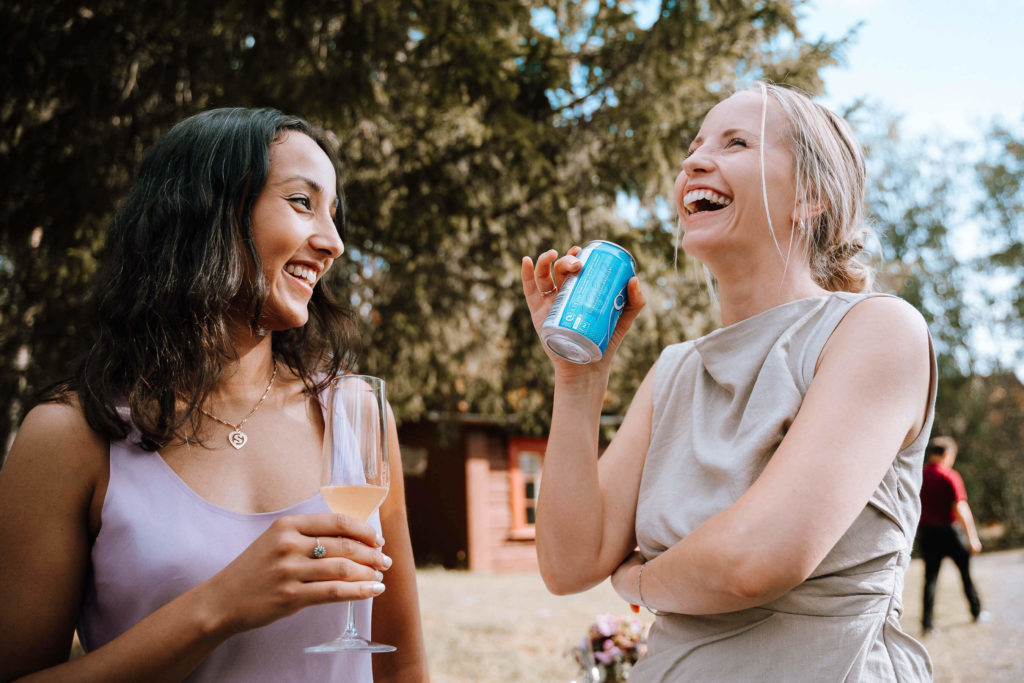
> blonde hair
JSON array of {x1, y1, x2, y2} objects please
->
[{"x1": 752, "y1": 82, "x2": 874, "y2": 293}]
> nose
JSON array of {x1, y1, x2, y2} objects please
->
[
  {"x1": 312, "y1": 215, "x2": 345, "y2": 260},
  {"x1": 681, "y1": 146, "x2": 715, "y2": 176}
]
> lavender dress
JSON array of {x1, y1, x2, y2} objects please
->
[{"x1": 79, "y1": 399, "x2": 377, "y2": 682}]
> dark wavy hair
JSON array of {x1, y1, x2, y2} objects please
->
[{"x1": 65, "y1": 107, "x2": 359, "y2": 451}]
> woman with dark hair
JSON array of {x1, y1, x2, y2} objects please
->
[{"x1": 0, "y1": 108, "x2": 428, "y2": 681}]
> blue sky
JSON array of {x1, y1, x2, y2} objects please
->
[
  {"x1": 803, "y1": 0, "x2": 1024, "y2": 370},
  {"x1": 800, "y1": 0, "x2": 1024, "y2": 138},
  {"x1": 625, "y1": 0, "x2": 1024, "y2": 137}
]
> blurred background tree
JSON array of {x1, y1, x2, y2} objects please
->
[
  {"x1": 1, "y1": 0, "x2": 1021, "y2": 544},
  {"x1": 857, "y1": 106, "x2": 1024, "y2": 547},
  {"x1": 0, "y1": 0, "x2": 841, "y2": 443}
]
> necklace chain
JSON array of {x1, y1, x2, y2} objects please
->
[{"x1": 198, "y1": 360, "x2": 277, "y2": 450}]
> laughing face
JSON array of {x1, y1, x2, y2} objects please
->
[
  {"x1": 674, "y1": 90, "x2": 798, "y2": 273},
  {"x1": 250, "y1": 131, "x2": 344, "y2": 331}
]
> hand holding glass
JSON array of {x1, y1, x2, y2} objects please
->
[{"x1": 305, "y1": 375, "x2": 395, "y2": 654}]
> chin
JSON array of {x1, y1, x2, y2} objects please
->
[
  {"x1": 680, "y1": 232, "x2": 716, "y2": 262},
  {"x1": 258, "y1": 307, "x2": 311, "y2": 332}
]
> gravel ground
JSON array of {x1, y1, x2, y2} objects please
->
[
  {"x1": 900, "y1": 548, "x2": 1024, "y2": 682},
  {"x1": 417, "y1": 548, "x2": 1024, "y2": 682}
]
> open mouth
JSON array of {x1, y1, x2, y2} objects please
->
[
  {"x1": 283, "y1": 263, "x2": 317, "y2": 287},
  {"x1": 683, "y1": 189, "x2": 733, "y2": 215}
]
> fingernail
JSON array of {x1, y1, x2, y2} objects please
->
[
  {"x1": 381, "y1": 553, "x2": 393, "y2": 569},
  {"x1": 371, "y1": 582, "x2": 386, "y2": 596},
  {"x1": 376, "y1": 534, "x2": 386, "y2": 547},
  {"x1": 374, "y1": 570, "x2": 384, "y2": 581}
]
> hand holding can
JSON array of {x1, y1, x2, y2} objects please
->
[{"x1": 538, "y1": 240, "x2": 637, "y2": 364}]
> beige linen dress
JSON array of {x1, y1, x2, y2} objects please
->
[{"x1": 632, "y1": 292, "x2": 934, "y2": 682}]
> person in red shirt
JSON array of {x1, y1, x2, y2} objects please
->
[{"x1": 918, "y1": 436, "x2": 983, "y2": 634}]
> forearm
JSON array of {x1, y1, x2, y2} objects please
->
[
  {"x1": 14, "y1": 585, "x2": 231, "y2": 683},
  {"x1": 613, "y1": 485, "x2": 820, "y2": 616},
  {"x1": 372, "y1": 521, "x2": 428, "y2": 681},
  {"x1": 536, "y1": 373, "x2": 616, "y2": 592},
  {"x1": 523, "y1": 250, "x2": 648, "y2": 593},
  {"x1": 954, "y1": 501, "x2": 982, "y2": 548},
  {"x1": 372, "y1": 600, "x2": 428, "y2": 681},
  {"x1": 614, "y1": 521, "x2": 797, "y2": 616},
  {"x1": 372, "y1": 589, "x2": 429, "y2": 683}
]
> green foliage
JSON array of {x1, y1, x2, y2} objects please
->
[
  {"x1": 930, "y1": 373, "x2": 1024, "y2": 548},
  {"x1": 855, "y1": 111, "x2": 978, "y2": 376},
  {"x1": 858, "y1": 108, "x2": 1024, "y2": 547},
  {"x1": 976, "y1": 117, "x2": 1024, "y2": 345},
  {"x1": 961, "y1": 116, "x2": 1024, "y2": 545},
  {"x1": 1, "y1": 0, "x2": 840, "y2": 454},
  {"x1": 338, "y1": 0, "x2": 841, "y2": 430},
  {"x1": 3, "y1": 0, "x2": 1022, "y2": 546}
]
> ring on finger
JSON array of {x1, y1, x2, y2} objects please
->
[
  {"x1": 540, "y1": 286, "x2": 557, "y2": 296},
  {"x1": 313, "y1": 537, "x2": 327, "y2": 559}
]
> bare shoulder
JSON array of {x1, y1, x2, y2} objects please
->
[
  {"x1": 844, "y1": 294, "x2": 928, "y2": 334},
  {"x1": 0, "y1": 398, "x2": 106, "y2": 676},
  {"x1": 819, "y1": 295, "x2": 931, "y2": 372},
  {"x1": 815, "y1": 295, "x2": 933, "y2": 444},
  {"x1": 4, "y1": 397, "x2": 108, "y2": 487},
  {"x1": 18, "y1": 396, "x2": 108, "y2": 455}
]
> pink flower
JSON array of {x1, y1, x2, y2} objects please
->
[
  {"x1": 594, "y1": 640, "x2": 623, "y2": 665},
  {"x1": 593, "y1": 614, "x2": 618, "y2": 637},
  {"x1": 572, "y1": 613, "x2": 650, "y2": 676}
]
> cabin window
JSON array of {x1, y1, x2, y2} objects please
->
[{"x1": 508, "y1": 437, "x2": 546, "y2": 538}]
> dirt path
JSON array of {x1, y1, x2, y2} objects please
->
[
  {"x1": 901, "y1": 548, "x2": 1024, "y2": 682},
  {"x1": 417, "y1": 548, "x2": 1024, "y2": 682}
]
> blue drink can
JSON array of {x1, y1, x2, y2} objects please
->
[{"x1": 540, "y1": 240, "x2": 636, "y2": 364}]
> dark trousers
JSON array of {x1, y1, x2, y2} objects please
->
[{"x1": 918, "y1": 524, "x2": 982, "y2": 629}]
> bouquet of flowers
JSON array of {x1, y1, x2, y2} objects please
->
[{"x1": 570, "y1": 614, "x2": 649, "y2": 682}]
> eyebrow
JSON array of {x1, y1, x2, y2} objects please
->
[{"x1": 275, "y1": 175, "x2": 324, "y2": 193}]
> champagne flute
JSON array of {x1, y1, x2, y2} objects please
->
[{"x1": 305, "y1": 375, "x2": 395, "y2": 654}]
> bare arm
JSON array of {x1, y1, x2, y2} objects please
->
[
  {"x1": 0, "y1": 402, "x2": 225, "y2": 682},
  {"x1": 612, "y1": 297, "x2": 934, "y2": 614},
  {"x1": 0, "y1": 402, "x2": 105, "y2": 681},
  {"x1": 522, "y1": 248, "x2": 648, "y2": 594},
  {"x1": 1, "y1": 402, "x2": 390, "y2": 683},
  {"x1": 372, "y1": 407, "x2": 429, "y2": 682},
  {"x1": 953, "y1": 500, "x2": 983, "y2": 553}
]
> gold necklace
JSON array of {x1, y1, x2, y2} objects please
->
[{"x1": 198, "y1": 360, "x2": 278, "y2": 449}]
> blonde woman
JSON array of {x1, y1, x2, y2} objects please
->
[{"x1": 522, "y1": 83, "x2": 935, "y2": 680}]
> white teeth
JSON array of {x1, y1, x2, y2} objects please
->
[
  {"x1": 683, "y1": 189, "x2": 733, "y2": 214},
  {"x1": 284, "y1": 264, "x2": 317, "y2": 285}
]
